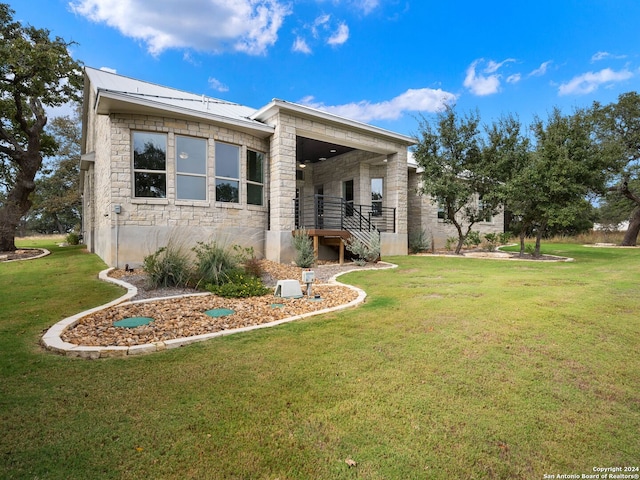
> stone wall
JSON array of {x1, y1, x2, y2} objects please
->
[{"x1": 86, "y1": 111, "x2": 270, "y2": 267}]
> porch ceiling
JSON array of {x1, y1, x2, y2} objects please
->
[{"x1": 296, "y1": 136, "x2": 355, "y2": 165}]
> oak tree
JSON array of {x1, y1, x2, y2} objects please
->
[{"x1": 0, "y1": 4, "x2": 82, "y2": 251}]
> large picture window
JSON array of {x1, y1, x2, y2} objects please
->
[
  {"x1": 246, "y1": 150, "x2": 264, "y2": 206},
  {"x1": 215, "y1": 142, "x2": 239, "y2": 203},
  {"x1": 133, "y1": 132, "x2": 166, "y2": 198},
  {"x1": 176, "y1": 136, "x2": 207, "y2": 200}
]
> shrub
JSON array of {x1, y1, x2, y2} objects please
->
[
  {"x1": 464, "y1": 230, "x2": 481, "y2": 247},
  {"x1": 206, "y1": 269, "x2": 270, "y2": 298},
  {"x1": 193, "y1": 241, "x2": 238, "y2": 287},
  {"x1": 232, "y1": 245, "x2": 263, "y2": 278},
  {"x1": 292, "y1": 229, "x2": 316, "y2": 268},
  {"x1": 346, "y1": 232, "x2": 380, "y2": 265},
  {"x1": 444, "y1": 236, "x2": 457, "y2": 251},
  {"x1": 243, "y1": 257, "x2": 264, "y2": 278},
  {"x1": 483, "y1": 233, "x2": 498, "y2": 252},
  {"x1": 66, "y1": 232, "x2": 80, "y2": 245},
  {"x1": 499, "y1": 231, "x2": 512, "y2": 244},
  {"x1": 409, "y1": 229, "x2": 431, "y2": 253},
  {"x1": 143, "y1": 245, "x2": 192, "y2": 288}
]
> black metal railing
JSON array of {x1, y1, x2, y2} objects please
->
[{"x1": 294, "y1": 195, "x2": 396, "y2": 233}]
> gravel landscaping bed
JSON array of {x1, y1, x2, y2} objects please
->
[{"x1": 61, "y1": 260, "x2": 390, "y2": 347}]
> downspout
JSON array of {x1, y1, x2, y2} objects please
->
[{"x1": 114, "y1": 204, "x2": 121, "y2": 268}]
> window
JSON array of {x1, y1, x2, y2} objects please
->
[
  {"x1": 343, "y1": 179, "x2": 354, "y2": 216},
  {"x1": 176, "y1": 136, "x2": 207, "y2": 200},
  {"x1": 437, "y1": 200, "x2": 447, "y2": 220},
  {"x1": 478, "y1": 196, "x2": 493, "y2": 222},
  {"x1": 215, "y1": 142, "x2": 239, "y2": 203},
  {"x1": 133, "y1": 132, "x2": 166, "y2": 198},
  {"x1": 246, "y1": 150, "x2": 264, "y2": 206},
  {"x1": 371, "y1": 178, "x2": 383, "y2": 216}
]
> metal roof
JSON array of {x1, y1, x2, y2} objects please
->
[
  {"x1": 84, "y1": 67, "x2": 418, "y2": 148},
  {"x1": 84, "y1": 67, "x2": 274, "y2": 137}
]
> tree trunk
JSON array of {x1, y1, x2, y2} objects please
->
[
  {"x1": 621, "y1": 207, "x2": 640, "y2": 246},
  {"x1": 452, "y1": 219, "x2": 465, "y2": 255},
  {"x1": 534, "y1": 229, "x2": 543, "y2": 257},
  {"x1": 620, "y1": 181, "x2": 640, "y2": 246},
  {"x1": 0, "y1": 95, "x2": 46, "y2": 251},
  {"x1": 519, "y1": 231, "x2": 526, "y2": 257},
  {"x1": 0, "y1": 152, "x2": 43, "y2": 251}
]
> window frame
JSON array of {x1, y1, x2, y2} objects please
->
[
  {"x1": 246, "y1": 149, "x2": 265, "y2": 206},
  {"x1": 175, "y1": 135, "x2": 208, "y2": 201},
  {"x1": 132, "y1": 131, "x2": 167, "y2": 199},
  {"x1": 214, "y1": 141, "x2": 240, "y2": 203},
  {"x1": 371, "y1": 177, "x2": 383, "y2": 216}
]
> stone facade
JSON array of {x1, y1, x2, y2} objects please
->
[
  {"x1": 83, "y1": 109, "x2": 270, "y2": 267},
  {"x1": 82, "y1": 68, "x2": 501, "y2": 268},
  {"x1": 407, "y1": 169, "x2": 505, "y2": 250}
]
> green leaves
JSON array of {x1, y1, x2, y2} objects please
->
[
  {"x1": 0, "y1": 4, "x2": 83, "y2": 249},
  {"x1": 414, "y1": 107, "x2": 518, "y2": 253}
]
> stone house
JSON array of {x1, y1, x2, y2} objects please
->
[{"x1": 80, "y1": 67, "x2": 503, "y2": 267}]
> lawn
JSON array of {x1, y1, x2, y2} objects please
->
[{"x1": 1, "y1": 238, "x2": 639, "y2": 479}]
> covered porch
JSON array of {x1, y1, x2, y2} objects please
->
[
  {"x1": 252, "y1": 99, "x2": 414, "y2": 263},
  {"x1": 293, "y1": 194, "x2": 396, "y2": 264}
]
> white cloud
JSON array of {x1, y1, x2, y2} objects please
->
[
  {"x1": 591, "y1": 51, "x2": 626, "y2": 62},
  {"x1": 591, "y1": 51, "x2": 610, "y2": 62},
  {"x1": 69, "y1": 0, "x2": 291, "y2": 56},
  {"x1": 292, "y1": 36, "x2": 312, "y2": 54},
  {"x1": 506, "y1": 73, "x2": 521, "y2": 84},
  {"x1": 99, "y1": 66, "x2": 117, "y2": 74},
  {"x1": 354, "y1": 0, "x2": 380, "y2": 15},
  {"x1": 558, "y1": 68, "x2": 634, "y2": 96},
  {"x1": 484, "y1": 58, "x2": 515, "y2": 74},
  {"x1": 327, "y1": 22, "x2": 349, "y2": 46},
  {"x1": 529, "y1": 60, "x2": 552, "y2": 77},
  {"x1": 464, "y1": 59, "x2": 505, "y2": 96},
  {"x1": 300, "y1": 88, "x2": 458, "y2": 123},
  {"x1": 208, "y1": 77, "x2": 229, "y2": 92}
]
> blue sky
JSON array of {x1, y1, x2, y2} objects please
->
[{"x1": 9, "y1": 0, "x2": 640, "y2": 137}]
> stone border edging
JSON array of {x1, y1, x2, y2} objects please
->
[
  {"x1": 1, "y1": 248, "x2": 51, "y2": 263},
  {"x1": 41, "y1": 262, "x2": 397, "y2": 359}
]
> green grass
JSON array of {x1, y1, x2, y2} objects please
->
[{"x1": 1, "y1": 239, "x2": 639, "y2": 479}]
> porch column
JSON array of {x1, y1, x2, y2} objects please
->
[
  {"x1": 265, "y1": 113, "x2": 298, "y2": 263},
  {"x1": 381, "y1": 149, "x2": 408, "y2": 255}
]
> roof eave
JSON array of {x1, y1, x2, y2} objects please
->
[
  {"x1": 252, "y1": 99, "x2": 417, "y2": 146},
  {"x1": 94, "y1": 90, "x2": 275, "y2": 138}
]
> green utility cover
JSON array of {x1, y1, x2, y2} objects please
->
[
  {"x1": 113, "y1": 316, "x2": 155, "y2": 328},
  {"x1": 271, "y1": 303, "x2": 285, "y2": 308},
  {"x1": 204, "y1": 308, "x2": 235, "y2": 318}
]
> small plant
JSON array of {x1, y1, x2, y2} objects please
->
[
  {"x1": 65, "y1": 232, "x2": 80, "y2": 245},
  {"x1": 409, "y1": 229, "x2": 431, "y2": 254},
  {"x1": 292, "y1": 229, "x2": 316, "y2": 268},
  {"x1": 499, "y1": 231, "x2": 512, "y2": 244},
  {"x1": 232, "y1": 245, "x2": 263, "y2": 278},
  {"x1": 464, "y1": 230, "x2": 481, "y2": 247},
  {"x1": 206, "y1": 270, "x2": 270, "y2": 298},
  {"x1": 483, "y1": 233, "x2": 498, "y2": 252},
  {"x1": 143, "y1": 244, "x2": 192, "y2": 288},
  {"x1": 525, "y1": 243, "x2": 536, "y2": 255},
  {"x1": 193, "y1": 241, "x2": 238, "y2": 287},
  {"x1": 346, "y1": 232, "x2": 380, "y2": 265},
  {"x1": 444, "y1": 236, "x2": 457, "y2": 251}
]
